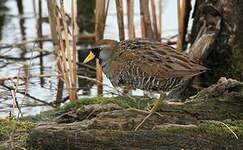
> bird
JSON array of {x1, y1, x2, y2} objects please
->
[{"x1": 83, "y1": 38, "x2": 207, "y2": 130}]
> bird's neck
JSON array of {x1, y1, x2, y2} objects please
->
[{"x1": 100, "y1": 59, "x2": 110, "y2": 78}]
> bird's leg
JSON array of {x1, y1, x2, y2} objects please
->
[
  {"x1": 166, "y1": 80, "x2": 192, "y2": 100},
  {"x1": 134, "y1": 92, "x2": 166, "y2": 131}
]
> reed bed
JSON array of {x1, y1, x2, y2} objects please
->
[{"x1": 47, "y1": 0, "x2": 77, "y2": 101}]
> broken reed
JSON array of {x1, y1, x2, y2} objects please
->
[{"x1": 47, "y1": 0, "x2": 77, "y2": 101}]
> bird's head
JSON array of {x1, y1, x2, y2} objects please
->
[{"x1": 83, "y1": 39, "x2": 118, "y2": 64}]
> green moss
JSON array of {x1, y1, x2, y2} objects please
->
[
  {"x1": 63, "y1": 96, "x2": 153, "y2": 111},
  {"x1": 0, "y1": 119, "x2": 35, "y2": 141},
  {"x1": 22, "y1": 109, "x2": 57, "y2": 123},
  {"x1": 158, "y1": 121, "x2": 243, "y2": 139},
  {"x1": 181, "y1": 94, "x2": 243, "y2": 121},
  {"x1": 197, "y1": 122, "x2": 235, "y2": 137},
  {"x1": 231, "y1": 45, "x2": 243, "y2": 78}
]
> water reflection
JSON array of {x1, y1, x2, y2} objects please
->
[
  {"x1": 37, "y1": 0, "x2": 44, "y2": 87},
  {"x1": 77, "y1": 0, "x2": 95, "y2": 38},
  {"x1": 0, "y1": 0, "x2": 101, "y2": 117},
  {"x1": 0, "y1": 0, "x2": 8, "y2": 40},
  {"x1": 0, "y1": 0, "x2": 57, "y2": 117},
  {"x1": 16, "y1": 0, "x2": 26, "y2": 41}
]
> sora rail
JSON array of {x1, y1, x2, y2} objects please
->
[{"x1": 83, "y1": 38, "x2": 207, "y2": 130}]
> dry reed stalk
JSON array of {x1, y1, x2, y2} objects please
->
[
  {"x1": 115, "y1": 0, "x2": 125, "y2": 41},
  {"x1": 177, "y1": 0, "x2": 184, "y2": 51},
  {"x1": 127, "y1": 0, "x2": 135, "y2": 39},
  {"x1": 60, "y1": 1, "x2": 74, "y2": 87},
  {"x1": 95, "y1": 0, "x2": 108, "y2": 96},
  {"x1": 11, "y1": 90, "x2": 17, "y2": 117},
  {"x1": 95, "y1": 0, "x2": 106, "y2": 40},
  {"x1": 10, "y1": 68, "x2": 21, "y2": 117},
  {"x1": 55, "y1": 13, "x2": 71, "y2": 91},
  {"x1": 47, "y1": 0, "x2": 64, "y2": 102},
  {"x1": 139, "y1": 0, "x2": 146, "y2": 38},
  {"x1": 139, "y1": 0, "x2": 154, "y2": 39},
  {"x1": 151, "y1": 0, "x2": 159, "y2": 40},
  {"x1": 57, "y1": 34, "x2": 70, "y2": 90},
  {"x1": 177, "y1": 0, "x2": 191, "y2": 51},
  {"x1": 71, "y1": 0, "x2": 77, "y2": 99},
  {"x1": 96, "y1": 59, "x2": 103, "y2": 95},
  {"x1": 158, "y1": 0, "x2": 163, "y2": 39}
]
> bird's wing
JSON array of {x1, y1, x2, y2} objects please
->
[{"x1": 116, "y1": 40, "x2": 207, "y2": 80}]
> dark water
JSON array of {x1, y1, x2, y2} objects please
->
[{"x1": 0, "y1": 0, "x2": 184, "y2": 118}]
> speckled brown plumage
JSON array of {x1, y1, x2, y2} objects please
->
[{"x1": 93, "y1": 38, "x2": 207, "y2": 92}]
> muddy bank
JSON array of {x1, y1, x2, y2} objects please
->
[{"x1": 25, "y1": 78, "x2": 243, "y2": 150}]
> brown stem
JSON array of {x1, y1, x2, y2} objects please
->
[
  {"x1": 115, "y1": 0, "x2": 125, "y2": 41},
  {"x1": 127, "y1": 0, "x2": 135, "y2": 39}
]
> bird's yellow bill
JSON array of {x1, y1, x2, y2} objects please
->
[{"x1": 83, "y1": 51, "x2": 95, "y2": 63}]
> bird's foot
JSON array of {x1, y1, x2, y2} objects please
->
[{"x1": 134, "y1": 92, "x2": 166, "y2": 131}]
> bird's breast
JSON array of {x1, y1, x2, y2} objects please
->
[{"x1": 103, "y1": 62, "x2": 182, "y2": 91}]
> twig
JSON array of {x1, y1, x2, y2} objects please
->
[
  {"x1": 206, "y1": 120, "x2": 239, "y2": 140},
  {"x1": 77, "y1": 75, "x2": 123, "y2": 95},
  {"x1": 0, "y1": 74, "x2": 57, "y2": 81},
  {"x1": 0, "y1": 52, "x2": 51, "y2": 61},
  {"x1": 128, "y1": 108, "x2": 164, "y2": 118},
  {"x1": 0, "y1": 37, "x2": 52, "y2": 49},
  {"x1": 2, "y1": 84, "x2": 55, "y2": 107}
]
